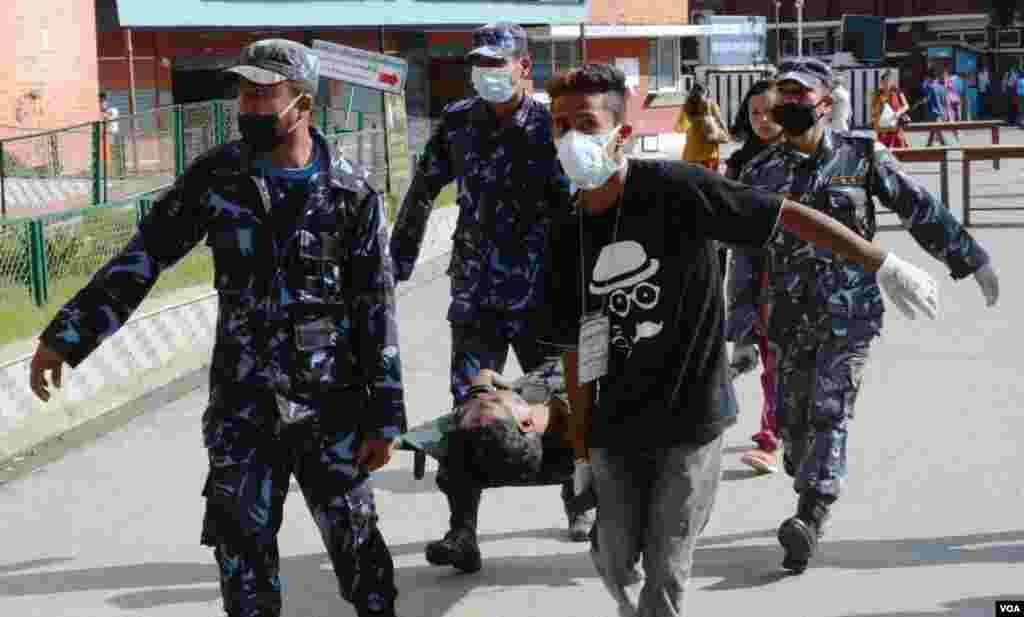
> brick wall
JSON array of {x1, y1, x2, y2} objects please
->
[
  {"x1": 97, "y1": 29, "x2": 389, "y2": 93},
  {"x1": 0, "y1": 0, "x2": 100, "y2": 141},
  {"x1": 586, "y1": 38, "x2": 681, "y2": 135},
  {"x1": 590, "y1": 0, "x2": 688, "y2": 25}
]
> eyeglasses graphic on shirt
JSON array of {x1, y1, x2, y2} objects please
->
[{"x1": 608, "y1": 282, "x2": 660, "y2": 318}]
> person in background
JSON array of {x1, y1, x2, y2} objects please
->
[
  {"x1": 925, "y1": 68, "x2": 948, "y2": 147},
  {"x1": 872, "y1": 71, "x2": 911, "y2": 149},
  {"x1": 978, "y1": 64, "x2": 991, "y2": 119},
  {"x1": 829, "y1": 72, "x2": 852, "y2": 132},
  {"x1": 724, "y1": 79, "x2": 785, "y2": 474},
  {"x1": 943, "y1": 67, "x2": 962, "y2": 140},
  {"x1": 99, "y1": 92, "x2": 119, "y2": 177},
  {"x1": 675, "y1": 82, "x2": 730, "y2": 172}
]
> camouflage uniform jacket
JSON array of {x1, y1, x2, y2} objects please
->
[
  {"x1": 727, "y1": 129, "x2": 989, "y2": 343},
  {"x1": 389, "y1": 95, "x2": 572, "y2": 322},
  {"x1": 40, "y1": 129, "x2": 407, "y2": 439}
]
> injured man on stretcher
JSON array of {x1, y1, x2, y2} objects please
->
[{"x1": 392, "y1": 355, "x2": 596, "y2": 573}]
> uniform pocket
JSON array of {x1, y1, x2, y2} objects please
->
[{"x1": 206, "y1": 228, "x2": 258, "y2": 292}]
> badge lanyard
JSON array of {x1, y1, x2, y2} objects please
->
[{"x1": 576, "y1": 195, "x2": 623, "y2": 385}]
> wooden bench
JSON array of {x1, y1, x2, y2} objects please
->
[
  {"x1": 959, "y1": 145, "x2": 1024, "y2": 226},
  {"x1": 904, "y1": 120, "x2": 1004, "y2": 170},
  {"x1": 889, "y1": 146, "x2": 957, "y2": 208}
]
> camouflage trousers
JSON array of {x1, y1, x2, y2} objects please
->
[
  {"x1": 201, "y1": 396, "x2": 397, "y2": 617},
  {"x1": 449, "y1": 311, "x2": 547, "y2": 405},
  {"x1": 776, "y1": 334, "x2": 873, "y2": 499}
]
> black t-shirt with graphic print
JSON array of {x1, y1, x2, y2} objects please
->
[{"x1": 541, "y1": 158, "x2": 783, "y2": 450}]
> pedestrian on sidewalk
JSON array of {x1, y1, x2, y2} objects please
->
[
  {"x1": 733, "y1": 57, "x2": 999, "y2": 576},
  {"x1": 829, "y1": 72, "x2": 852, "y2": 133},
  {"x1": 542, "y1": 62, "x2": 946, "y2": 617},
  {"x1": 389, "y1": 22, "x2": 593, "y2": 573},
  {"x1": 30, "y1": 39, "x2": 408, "y2": 617},
  {"x1": 724, "y1": 79, "x2": 786, "y2": 474},
  {"x1": 675, "y1": 82, "x2": 731, "y2": 172},
  {"x1": 871, "y1": 71, "x2": 912, "y2": 149},
  {"x1": 924, "y1": 68, "x2": 949, "y2": 147}
]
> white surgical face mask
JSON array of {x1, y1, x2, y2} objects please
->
[
  {"x1": 471, "y1": 66, "x2": 517, "y2": 104},
  {"x1": 556, "y1": 126, "x2": 624, "y2": 191}
]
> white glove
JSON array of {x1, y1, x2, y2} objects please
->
[
  {"x1": 573, "y1": 459, "x2": 593, "y2": 497},
  {"x1": 974, "y1": 263, "x2": 999, "y2": 307},
  {"x1": 729, "y1": 343, "x2": 760, "y2": 377},
  {"x1": 876, "y1": 253, "x2": 939, "y2": 320}
]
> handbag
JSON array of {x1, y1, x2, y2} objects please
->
[
  {"x1": 703, "y1": 113, "x2": 731, "y2": 144},
  {"x1": 879, "y1": 102, "x2": 898, "y2": 129}
]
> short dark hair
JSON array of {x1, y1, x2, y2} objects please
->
[
  {"x1": 927, "y1": 67, "x2": 940, "y2": 80},
  {"x1": 546, "y1": 63, "x2": 627, "y2": 123},
  {"x1": 463, "y1": 418, "x2": 544, "y2": 485},
  {"x1": 99, "y1": 92, "x2": 108, "y2": 100}
]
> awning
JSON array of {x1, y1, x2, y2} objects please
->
[
  {"x1": 538, "y1": 23, "x2": 770, "y2": 40},
  {"x1": 113, "y1": 0, "x2": 588, "y2": 28}
]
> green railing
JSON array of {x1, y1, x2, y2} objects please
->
[{"x1": 0, "y1": 100, "x2": 381, "y2": 317}]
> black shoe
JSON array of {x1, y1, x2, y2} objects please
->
[
  {"x1": 777, "y1": 491, "x2": 832, "y2": 574},
  {"x1": 777, "y1": 516, "x2": 817, "y2": 574},
  {"x1": 425, "y1": 528, "x2": 482, "y2": 573}
]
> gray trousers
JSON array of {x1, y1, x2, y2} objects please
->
[{"x1": 590, "y1": 436, "x2": 723, "y2": 617}]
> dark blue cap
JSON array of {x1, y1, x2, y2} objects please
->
[
  {"x1": 467, "y1": 23, "x2": 529, "y2": 60},
  {"x1": 777, "y1": 58, "x2": 832, "y2": 90}
]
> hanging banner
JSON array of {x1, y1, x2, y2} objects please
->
[{"x1": 313, "y1": 40, "x2": 408, "y2": 95}]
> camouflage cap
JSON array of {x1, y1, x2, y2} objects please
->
[
  {"x1": 776, "y1": 58, "x2": 832, "y2": 91},
  {"x1": 467, "y1": 23, "x2": 529, "y2": 61},
  {"x1": 226, "y1": 39, "x2": 320, "y2": 95}
]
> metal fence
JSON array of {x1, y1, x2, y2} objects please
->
[{"x1": 0, "y1": 99, "x2": 405, "y2": 309}]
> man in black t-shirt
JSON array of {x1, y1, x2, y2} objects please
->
[{"x1": 541, "y1": 64, "x2": 942, "y2": 617}]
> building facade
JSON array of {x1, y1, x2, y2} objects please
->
[{"x1": 1, "y1": 1, "x2": 100, "y2": 142}]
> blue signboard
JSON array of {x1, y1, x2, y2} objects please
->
[
  {"x1": 116, "y1": 0, "x2": 589, "y2": 27},
  {"x1": 841, "y1": 15, "x2": 886, "y2": 64},
  {"x1": 706, "y1": 16, "x2": 767, "y2": 66},
  {"x1": 927, "y1": 47, "x2": 955, "y2": 59}
]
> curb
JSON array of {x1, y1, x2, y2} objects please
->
[{"x1": 0, "y1": 250, "x2": 451, "y2": 485}]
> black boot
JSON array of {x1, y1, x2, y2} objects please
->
[
  {"x1": 425, "y1": 485, "x2": 482, "y2": 573},
  {"x1": 561, "y1": 478, "x2": 595, "y2": 542},
  {"x1": 777, "y1": 490, "x2": 834, "y2": 574},
  {"x1": 425, "y1": 527, "x2": 482, "y2": 573}
]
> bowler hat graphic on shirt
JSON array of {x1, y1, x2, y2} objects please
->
[{"x1": 589, "y1": 240, "x2": 660, "y2": 295}]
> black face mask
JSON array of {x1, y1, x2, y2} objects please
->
[
  {"x1": 238, "y1": 113, "x2": 285, "y2": 152},
  {"x1": 771, "y1": 102, "x2": 822, "y2": 136},
  {"x1": 238, "y1": 95, "x2": 303, "y2": 152}
]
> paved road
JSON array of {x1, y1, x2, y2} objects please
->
[{"x1": 1, "y1": 228, "x2": 1023, "y2": 615}]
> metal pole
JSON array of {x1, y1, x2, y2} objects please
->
[
  {"x1": 378, "y1": 27, "x2": 392, "y2": 194},
  {"x1": 795, "y1": 0, "x2": 804, "y2": 58},
  {"x1": 125, "y1": 28, "x2": 140, "y2": 176},
  {"x1": 775, "y1": 1, "x2": 781, "y2": 63},
  {"x1": 579, "y1": 24, "x2": 587, "y2": 63}
]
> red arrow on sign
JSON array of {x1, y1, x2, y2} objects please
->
[{"x1": 378, "y1": 72, "x2": 399, "y2": 86}]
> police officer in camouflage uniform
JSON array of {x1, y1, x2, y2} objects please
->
[
  {"x1": 29, "y1": 40, "x2": 406, "y2": 617},
  {"x1": 390, "y1": 23, "x2": 590, "y2": 572},
  {"x1": 729, "y1": 58, "x2": 1000, "y2": 574}
]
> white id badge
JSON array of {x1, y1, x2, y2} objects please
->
[{"x1": 578, "y1": 312, "x2": 610, "y2": 385}]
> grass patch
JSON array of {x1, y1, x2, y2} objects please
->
[
  {"x1": 0, "y1": 247, "x2": 214, "y2": 348},
  {"x1": 1, "y1": 181, "x2": 456, "y2": 347}
]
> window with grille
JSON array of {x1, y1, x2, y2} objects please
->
[
  {"x1": 649, "y1": 38, "x2": 681, "y2": 92},
  {"x1": 529, "y1": 39, "x2": 579, "y2": 91}
]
